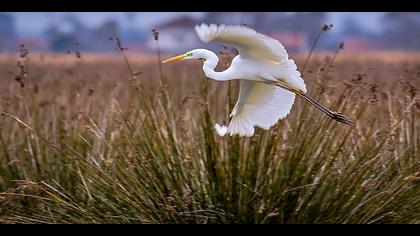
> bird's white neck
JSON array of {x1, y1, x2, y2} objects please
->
[{"x1": 201, "y1": 50, "x2": 231, "y2": 81}]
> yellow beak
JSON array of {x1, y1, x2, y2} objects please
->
[{"x1": 162, "y1": 54, "x2": 187, "y2": 64}]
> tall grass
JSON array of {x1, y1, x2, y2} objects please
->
[{"x1": 0, "y1": 48, "x2": 419, "y2": 223}]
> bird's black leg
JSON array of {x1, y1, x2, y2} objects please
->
[
  {"x1": 269, "y1": 80, "x2": 353, "y2": 126},
  {"x1": 297, "y1": 92, "x2": 353, "y2": 125}
]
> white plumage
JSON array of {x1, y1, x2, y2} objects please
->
[{"x1": 162, "y1": 23, "x2": 314, "y2": 137}]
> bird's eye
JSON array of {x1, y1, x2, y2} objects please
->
[{"x1": 187, "y1": 53, "x2": 193, "y2": 57}]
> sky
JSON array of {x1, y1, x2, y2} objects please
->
[{"x1": 11, "y1": 12, "x2": 384, "y2": 37}]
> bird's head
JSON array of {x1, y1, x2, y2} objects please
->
[{"x1": 162, "y1": 49, "x2": 209, "y2": 63}]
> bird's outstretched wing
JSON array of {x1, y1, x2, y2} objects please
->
[
  {"x1": 195, "y1": 23, "x2": 289, "y2": 63},
  {"x1": 215, "y1": 80, "x2": 295, "y2": 137}
]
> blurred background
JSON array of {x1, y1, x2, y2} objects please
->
[{"x1": 1, "y1": 12, "x2": 420, "y2": 54}]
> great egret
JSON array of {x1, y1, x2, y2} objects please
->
[{"x1": 162, "y1": 23, "x2": 352, "y2": 137}]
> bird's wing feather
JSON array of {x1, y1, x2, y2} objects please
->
[
  {"x1": 195, "y1": 23, "x2": 289, "y2": 63},
  {"x1": 224, "y1": 81, "x2": 295, "y2": 137}
]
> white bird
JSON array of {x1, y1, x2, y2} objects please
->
[{"x1": 162, "y1": 23, "x2": 352, "y2": 137}]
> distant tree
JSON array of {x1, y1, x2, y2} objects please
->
[
  {"x1": 46, "y1": 26, "x2": 78, "y2": 52},
  {"x1": 0, "y1": 13, "x2": 16, "y2": 51},
  {"x1": 45, "y1": 13, "x2": 88, "y2": 52},
  {"x1": 61, "y1": 13, "x2": 84, "y2": 35},
  {"x1": 341, "y1": 17, "x2": 369, "y2": 37},
  {"x1": 246, "y1": 12, "x2": 267, "y2": 29},
  {"x1": 381, "y1": 12, "x2": 420, "y2": 50},
  {"x1": 90, "y1": 20, "x2": 121, "y2": 51},
  {"x1": 115, "y1": 13, "x2": 147, "y2": 51},
  {"x1": 262, "y1": 13, "x2": 292, "y2": 31},
  {"x1": 95, "y1": 20, "x2": 120, "y2": 36},
  {"x1": 288, "y1": 13, "x2": 328, "y2": 41}
]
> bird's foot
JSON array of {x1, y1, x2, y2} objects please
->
[
  {"x1": 215, "y1": 123, "x2": 228, "y2": 136},
  {"x1": 331, "y1": 111, "x2": 353, "y2": 126}
]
